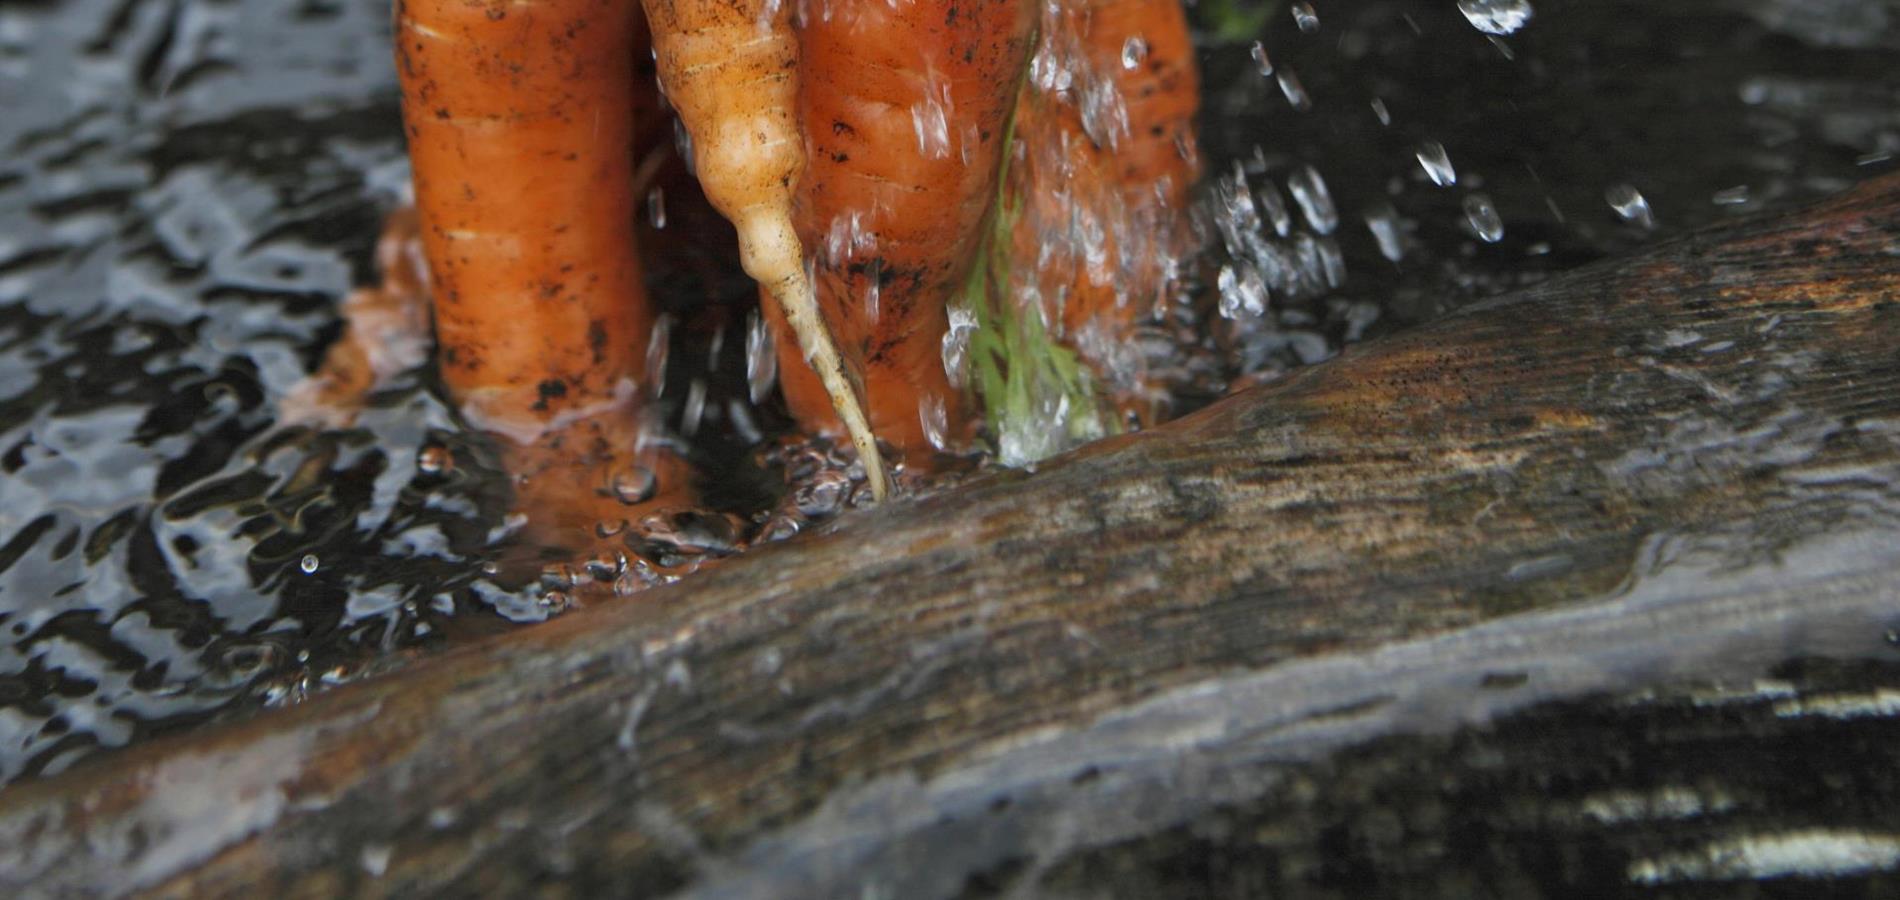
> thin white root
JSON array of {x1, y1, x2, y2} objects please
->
[
  {"x1": 644, "y1": 0, "x2": 891, "y2": 501},
  {"x1": 738, "y1": 214, "x2": 890, "y2": 501}
]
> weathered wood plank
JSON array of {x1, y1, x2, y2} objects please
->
[{"x1": 1, "y1": 175, "x2": 1897, "y2": 898}]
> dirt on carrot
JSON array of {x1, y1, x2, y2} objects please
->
[{"x1": 394, "y1": 0, "x2": 692, "y2": 565}]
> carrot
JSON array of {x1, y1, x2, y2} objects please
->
[
  {"x1": 640, "y1": 0, "x2": 891, "y2": 501},
  {"x1": 759, "y1": 0, "x2": 1039, "y2": 463},
  {"x1": 394, "y1": 0, "x2": 690, "y2": 555},
  {"x1": 1003, "y1": 0, "x2": 1202, "y2": 427}
]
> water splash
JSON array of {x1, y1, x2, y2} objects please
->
[
  {"x1": 1606, "y1": 183, "x2": 1658, "y2": 230},
  {"x1": 1458, "y1": 0, "x2": 1534, "y2": 35},
  {"x1": 1464, "y1": 192, "x2": 1505, "y2": 242}
]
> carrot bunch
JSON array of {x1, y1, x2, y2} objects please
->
[{"x1": 301, "y1": 0, "x2": 1202, "y2": 576}]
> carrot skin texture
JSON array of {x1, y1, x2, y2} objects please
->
[
  {"x1": 396, "y1": 0, "x2": 650, "y2": 432},
  {"x1": 769, "y1": 0, "x2": 1039, "y2": 459},
  {"x1": 1014, "y1": 0, "x2": 1201, "y2": 419},
  {"x1": 396, "y1": 0, "x2": 689, "y2": 549}
]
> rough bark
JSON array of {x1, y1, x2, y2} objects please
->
[{"x1": 1, "y1": 175, "x2": 1897, "y2": 898}]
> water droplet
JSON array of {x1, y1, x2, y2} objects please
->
[
  {"x1": 1276, "y1": 69, "x2": 1312, "y2": 112},
  {"x1": 416, "y1": 444, "x2": 452, "y2": 475},
  {"x1": 1464, "y1": 193, "x2": 1505, "y2": 242},
  {"x1": 1286, "y1": 165, "x2": 1337, "y2": 235},
  {"x1": 1458, "y1": 0, "x2": 1533, "y2": 35},
  {"x1": 1259, "y1": 179, "x2": 1293, "y2": 237},
  {"x1": 1415, "y1": 140, "x2": 1457, "y2": 187},
  {"x1": 299, "y1": 554, "x2": 319, "y2": 574},
  {"x1": 611, "y1": 466, "x2": 657, "y2": 504},
  {"x1": 1605, "y1": 183, "x2": 1656, "y2": 229},
  {"x1": 1370, "y1": 97, "x2": 1391, "y2": 126},
  {"x1": 646, "y1": 186, "x2": 666, "y2": 229},
  {"x1": 645, "y1": 315, "x2": 671, "y2": 398},
  {"x1": 910, "y1": 96, "x2": 950, "y2": 160},
  {"x1": 919, "y1": 396, "x2": 949, "y2": 452},
  {"x1": 361, "y1": 843, "x2": 392, "y2": 877},
  {"x1": 1291, "y1": 1, "x2": 1320, "y2": 33},
  {"x1": 745, "y1": 311, "x2": 777, "y2": 405},
  {"x1": 681, "y1": 378, "x2": 708, "y2": 437},
  {"x1": 1364, "y1": 204, "x2": 1405, "y2": 262},
  {"x1": 1712, "y1": 185, "x2": 1751, "y2": 206},
  {"x1": 1250, "y1": 41, "x2": 1273, "y2": 77},
  {"x1": 1120, "y1": 36, "x2": 1147, "y2": 70},
  {"x1": 941, "y1": 305, "x2": 976, "y2": 388}
]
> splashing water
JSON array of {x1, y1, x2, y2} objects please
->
[
  {"x1": 1458, "y1": 0, "x2": 1534, "y2": 36},
  {"x1": 1606, "y1": 183, "x2": 1658, "y2": 229},
  {"x1": 1464, "y1": 192, "x2": 1506, "y2": 242},
  {"x1": 1416, "y1": 140, "x2": 1458, "y2": 187}
]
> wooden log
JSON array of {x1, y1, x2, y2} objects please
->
[{"x1": 1, "y1": 175, "x2": 1897, "y2": 897}]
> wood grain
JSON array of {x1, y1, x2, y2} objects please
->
[{"x1": 1, "y1": 175, "x2": 1896, "y2": 898}]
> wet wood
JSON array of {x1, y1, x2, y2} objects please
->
[{"x1": 1, "y1": 175, "x2": 1897, "y2": 897}]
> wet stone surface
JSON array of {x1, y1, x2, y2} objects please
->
[{"x1": 0, "y1": 0, "x2": 1896, "y2": 786}]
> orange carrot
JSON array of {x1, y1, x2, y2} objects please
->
[
  {"x1": 762, "y1": 0, "x2": 1039, "y2": 461},
  {"x1": 1011, "y1": 0, "x2": 1202, "y2": 422},
  {"x1": 642, "y1": 0, "x2": 891, "y2": 500},
  {"x1": 394, "y1": 0, "x2": 689, "y2": 553}
]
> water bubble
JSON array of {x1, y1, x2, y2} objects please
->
[
  {"x1": 416, "y1": 444, "x2": 452, "y2": 475},
  {"x1": 1605, "y1": 183, "x2": 1656, "y2": 229},
  {"x1": 1276, "y1": 69, "x2": 1312, "y2": 112},
  {"x1": 1711, "y1": 185, "x2": 1751, "y2": 206},
  {"x1": 1121, "y1": 36, "x2": 1147, "y2": 70},
  {"x1": 1286, "y1": 165, "x2": 1337, "y2": 235},
  {"x1": 299, "y1": 554, "x2": 319, "y2": 574},
  {"x1": 1370, "y1": 97, "x2": 1391, "y2": 126},
  {"x1": 1250, "y1": 41, "x2": 1273, "y2": 77},
  {"x1": 611, "y1": 466, "x2": 657, "y2": 504},
  {"x1": 1291, "y1": 1, "x2": 1320, "y2": 33},
  {"x1": 1415, "y1": 140, "x2": 1457, "y2": 186},
  {"x1": 1458, "y1": 0, "x2": 1533, "y2": 35},
  {"x1": 646, "y1": 186, "x2": 666, "y2": 229},
  {"x1": 1463, "y1": 193, "x2": 1505, "y2": 242}
]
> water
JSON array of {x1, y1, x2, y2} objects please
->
[
  {"x1": 1458, "y1": 0, "x2": 1535, "y2": 35},
  {"x1": 0, "y1": 0, "x2": 1894, "y2": 785},
  {"x1": 1415, "y1": 140, "x2": 1458, "y2": 187},
  {"x1": 1606, "y1": 182, "x2": 1658, "y2": 229},
  {"x1": 1463, "y1": 192, "x2": 1506, "y2": 242}
]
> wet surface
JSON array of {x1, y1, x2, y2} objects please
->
[{"x1": 0, "y1": 0, "x2": 1896, "y2": 788}]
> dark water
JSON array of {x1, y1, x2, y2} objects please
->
[{"x1": 0, "y1": 0, "x2": 1894, "y2": 786}]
